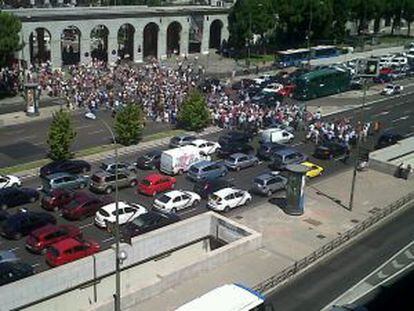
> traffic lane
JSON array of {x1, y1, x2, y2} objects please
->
[{"x1": 266, "y1": 190, "x2": 414, "y2": 311}]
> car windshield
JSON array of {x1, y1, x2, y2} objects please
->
[
  {"x1": 140, "y1": 179, "x2": 151, "y2": 186},
  {"x1": 189, "y1": 166, "x2": 199, "y2": 173},
  {"x1": 170, "y1": 137, "x2": 180, "y2": 143},
  {"x1": 49, "y1": 247, "x2": 59, "y2": 257},
  {"x1": 98, "y1": 208, "x2": 110, "y2": 217},
  {"x1": 64, "y1": 199, "x2": 82, "y2": 209},
  {"x1": 210, "y1": 194, "x2": 222, "y2": 202},
  {"x1": 132, "y1": 216, "x2": 149, "y2": 227},
  {"x1": 157, "y1": 195, "x2": 171, "y2": 204},
  {"x1": 227, "y1": 157, "x2": 237, "y2": 163},
  {"x1": 254, "y1": 178, "x2": 265, "y2": 185},
  {"x1": 143, "y1": 154, "x2": 153, "y2": 160},
  {"x1": 91, "y1": 175, "x2": 103, "y2": 183},
  {"x1": 100, "y1": 163, "x2": 110, "y2": 170}
]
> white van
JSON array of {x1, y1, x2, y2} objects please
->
[
  {"x1": 259, "y1": 128, "x2": 294, "y2": 144},
  {"x1": 160, "y1": 145, "x2": 210, "y2": 175}
]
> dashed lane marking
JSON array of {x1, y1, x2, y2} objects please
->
[
  {"x1": 102, "y1": 237, "x2": 115, "y2": 243},
  {"x1": 79, "y1": 222, "x2": 95, "y2": 229}
]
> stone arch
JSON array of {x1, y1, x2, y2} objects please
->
[
  {"x1": 61, "y1": 25, "x2": 81, "y2": 66},
  {"x1": 90, "y1": 25, "x2": 109, "y2": 62},
  {"x1": 209, "y1": 19, "x2": 223, "y2": 49},
  {"x1": 143, "y1": 22, "x2": 159, "y2": 59},
  {"x1": 29, "y1": 27, "x2": 51, "y2": 65},
  {"x1": 118, "y1": 23, "x2": 135, "y2": 61},
  {"x1": 166, "y1": 21, "x2": 182, "y2": 56}
]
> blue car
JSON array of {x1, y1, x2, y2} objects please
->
[
  {"x1": 0, "y1": 188, "x2": 39, "y2": 210},
  {"x1": 187, "y1": 161, "x2": 228, "y2": 182}
]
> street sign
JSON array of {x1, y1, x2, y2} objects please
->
[{"x1": 356, "y1": 58, "x2": 379, "y2": 77}]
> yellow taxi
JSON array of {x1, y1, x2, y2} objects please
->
[{"x1": 301, "y1": 161, "x2": 324, "y2": 178}]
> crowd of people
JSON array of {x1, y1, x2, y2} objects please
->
[{"x1": 3, "y1": 58, "x2": 371, "y2": 148}]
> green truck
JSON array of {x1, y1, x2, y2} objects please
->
[{"x1": 293, "y1": 68, "x2": 351, "y2": 101}]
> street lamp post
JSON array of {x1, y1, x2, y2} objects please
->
[{"x1": 95, "y1": 117, "x2": 121, "y2": 311}]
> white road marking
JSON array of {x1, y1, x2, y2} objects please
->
[
  {"x1": 32, "y1": 141, "x2": 47, "y2": 146},
  {"x1": 88, "y1": 129, "x2": 106, "y2": 135},
  {"x1": 77, "y1": 124, "x2": 95, "y2": 130},
  {"x1": 31, "y1": 263, "x2": 40, "y2": 268},
  {"x1": 102, "y1": 237, "x2": 115, "y2": 243},
  {"x1": 392, "y1": 259, "x2": 405, "y2": 269},
  {"x1": 291, "y1": 142, "x2": 304, "y2": 147},
  {"x1": 404, "y1": 132, "x2": 414, "y2": 138},
  {"x1": 377, "y1": 271, "x2": 389, "y2": 279},
  {"x1": 373, "y1": 111, "x2": 390, "y2": 117},
  {"x1": 405, "y1": 250, "x2": 414, "y2": 259},
  {"x1": 8, "y1": 247, "x2": 19, "y2": 252},
  {"x1": 392, "y1": 116, "x2": 409, "y2": 123},
  {"x1": 18, "y1": 135, "x2": 37, "y2": 140},
  {"x1": 79, "y1": 222, "x2": 94, "y2": 229}
]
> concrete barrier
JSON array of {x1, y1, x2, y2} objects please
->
[{"x1": 2, "y1": 212, "x2": 261, "y2": 311}]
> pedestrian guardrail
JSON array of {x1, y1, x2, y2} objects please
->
[{"x1": 253, "y1": 191, "x2": 414, "y2": 294}]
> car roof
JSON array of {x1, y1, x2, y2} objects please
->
[
  {"x1": 31, "y1": 224, "x2": 60, "y2": 237},
  {"x1": 191, "y1": 139, "x2": 208, "y2": 145},
  {"x1": 190, "y1": 160, "x2": 214, "y2": 168},
  {"x1": 101, "y1": 201, "x2": 137, "y2": 212},
  {"x1": 255, "y1": 172, "x2": 279, "y2": 180},
  {"x1": 229, "y1": 153, "x2": 248, "y2": 158},
  {"x1": 301, "y1": 161, "x2": 318, "y2": 168},
  {"x1": 274, "y1": 148, "x2": 296, "y2": 155},
  {"x1": 73, "y1": 191, "x2": 96, "y2": 202},
  {"x1": 162, "y1": 190, "x2": 183, "y2": 198},
  {"x1": 51, "y1": 237, "x2": 82, "y2": 251},
  {"x1": 213, "y1": 187, "x2": 240, "y2": 197},
  {"x1": 144, "y1": 173, "x2": 167, "y2": 182}
]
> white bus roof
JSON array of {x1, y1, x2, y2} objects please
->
[
  {"x1": 163, "y1": 145, "x2": 200, "y2": 157},
  {"x1": 277, "y1": 48, "x2": 310, "y2": 55},
  {"x1": 176, "y1": 284, "x2": 264, "y2": 311}
]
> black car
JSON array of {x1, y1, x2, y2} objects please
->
[
  {"x1": 0, "y1": 262, "x2": 34, "y2": 286},
  {"x1": 136, "y1": 150, "x2": 162, "y2": 170},
  {"x1": 193, "y1": 178, "x2": 234, "y2": 199},
  {"x1": 0, "y1": 211, "x2": 57, "y2": 240},
  {"x1": 40, "y1": 160, "x2": 91, "y2": 177},
  {"x1": 257, "y1": 143, "x2": 286, "y2": 161},
  {"x1": 0, "y1": 188, "x2": 40, "y2": 210},
  {"x1": 121, "y1": 210, "x2": 180, "y2": 241},
  {"x1": 218, "y1": 131, "x2": 253, "y2": 146},
  {"x1": 0, "y1": 210, "x2": 9, "y2": 224},
  {"x1": 375, "y1": 132, "x2": 403, "y2": 150},
  {"x1": 313, "y1": 141, "x2": 350, "y2": 161},
  {"x1": 217, "y1": 142, "x2": 255, "y2": 158}
]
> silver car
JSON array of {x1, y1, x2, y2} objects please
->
[
  {"x1": 169, "y1": 135, "x2": 196, "y2": 148},
  {"x1": 99, "y1": 161, "x2": 136, "y2": 174},
  {"x1": 0, "y1": 250, "x2": 18, "y2": 264},
  {"x1": 224, "y1": 153, "x2": 260, "y2": 171},
  {"x1": 251, "y1": 172, "x2": 288, "y2": 196}
]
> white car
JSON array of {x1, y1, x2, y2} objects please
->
[
  {"x1": 207, "y1": 188, "x2": 252, "y2": 212},
  {"x1": 0, "y1": 174, "x2": 21, "y2": 189},
  {"x1": 381, "y1": 84, "x2": 403, "y2": 96},
  {"x1": 95, "y1": 201, "x2": 147, "y2": 228},
  {"x1": 189, "y1": 139, "x2": 221, "y2": 155},
  {"x1": 262, "y1": 83, "x2": 283, "y2": 94},
  {"x1": 254, "y1": 74, "x2": 270, "y2": 85},
  {"x1": 153, "y1": 190, "x2": 201, "y2": 213}
]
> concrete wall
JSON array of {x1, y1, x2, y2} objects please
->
[{"x1": 1, "y1": 212, "x2": 261, "y2": 311}]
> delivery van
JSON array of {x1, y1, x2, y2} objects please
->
[
  {"x1": 259, "y1": 128, "x2": 294, "y2": 144},
  {"x1": 160, "y1": 145, "x2": 210, "y2": 175}
]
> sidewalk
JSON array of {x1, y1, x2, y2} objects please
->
[{"x1": 131, "y1": 169, "x2": 414, "y2": 311}]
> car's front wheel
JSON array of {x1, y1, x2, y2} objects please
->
[
  {"x1": 224, "y1": 206, "x2": 230, "y2": 213},
  {"x1": 105, "y1": 187, "x2": 113, "y2": 194},
  {"x1": 192, "y1": 200, "x2": 200, "y2": 208},
  {"x1": 244, "y1": 198, "x2": 251, "y2": 205},
  {"x1": 29, "y1": 196, "x2": 36, "y2": 203},
  {"x1": 130, "y1": 180, "x2": 137, "y2": 187}
]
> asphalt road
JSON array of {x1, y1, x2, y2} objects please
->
[
  {"x1": 266, "y1": 195, "x2": 414, "y2": 311},
  {"x1": 0, "y1": 110, "x2": 173, "y2": 167}
]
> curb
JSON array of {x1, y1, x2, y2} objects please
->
[{"x1": 14, "y1": 126, "x2": 223, "y2": 181}]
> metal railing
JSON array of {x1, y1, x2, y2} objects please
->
[{"x1": 253, "y1": 191, "x2": 414, "y2": 294}]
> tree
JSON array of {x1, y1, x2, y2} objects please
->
[
  {"x1": 0, "y1": 12, "x2": 22, "y2": 67},
  {"x1": 114, "y1": 103, "x2": 144, "y2": 146},
  {"x1": 177, "y1": 90, "x2": 210, "y2": 131},
  {"x1": 47, "y1": 110, "x2": 77, "y2": 161},
  {"x1": 402, "y1": 0, "x2": 414, "y2": 36}
]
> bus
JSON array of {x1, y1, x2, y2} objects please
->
[
  {"x1": 275, "y1": 48, "x2": 311, "y2": 68},
  {"x1": 311, "y1": 45, "x2": 339, "y2": 59},
  {"x1": 293, "y1": 67, "x2": 351, "y2": 100},
  {"x1": 176, "y1": 283, "x2": 274, "y2": 311}
]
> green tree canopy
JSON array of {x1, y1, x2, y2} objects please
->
[
  {"x1": 177, "y1": 90, "x2": 210, "y2": 131},
  {"x1": 0, "y1": 12, "x2": 22, "y2": 67},
  {"x1": 47, "y1": 110, "x2": 77, "y2": 161},
  {"x1": 114, "y1": 103, "x2": 145, "y2": 146},
  {"x1": 402, "y1": 0, "x2": 414, "y2": 36}
]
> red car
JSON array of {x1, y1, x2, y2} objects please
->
[
  {"x1": 45, "y1": 237, "x2": 100, "y2": 267},
  {"x1": 277, "y1": 84, "x2": 296, "y2": 97},
  {"x1": 137, "y1": 173, "x2": 176, "y2": 196},
  {"x1": 25, "y1": 224, "x2": 82, "y2": 254},
  {"x1": 41, "y1": 189, "x2": 74, "y2": 212},
  {"x1": 61, "y1": 192, "x2": 113, "y2": 221}
]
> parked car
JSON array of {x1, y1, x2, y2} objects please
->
[
  {"x1": 95, "y1": 201, "x2": 147, "y2": 229},
  {"x1": 218, "y1": 131, "x2": 253, "y2": 146},
  {"x1": 375, "y1": 131, "x2": 403, "y2": 149},
  {"x1": 217, "y1": 142, "x2": 255, "y2": 158},
  {"x1": 41, "y1": 172, "x2": 89, "y2": 193},
  {"x1": 0, "y1": 250, "x2": 18, "y2": 264},
  {"x1": 259, "y1": 128, "x2": 294, "y2": 144},
  {"x1": 40, "y1": 160, "x2": 91, "y2": 177},
  {"x1": 153, "y1": 190, "x2": 201, "y2": 213},
  {"x1": 137, "y1": 173, "x2": 176, "y2": 196},
  {"x1": 313, "y1": 141, "x2": 349, "y2": 161},
  {"x1": 99, "y1": 161, "x2": 136, "y2": 174},
  {"x1": 0, "y1": 174, "x2": 21, "y2": 189},
  {"x1": 61, "y1": 192, "x2": 113, "y2": 221},
  {"x1": 0, "y1": 187, "x2": 39, "y2": 210},
  {"x1": 257, "y1": 143, "x2": 286, "y2": 161},
  {"x1": 0, "y1": 211, "x2": 56, "y2": 240},
  {"x1": 251, "y1": 172, "x2": 288, "y2": 197},
  {"x1": 277, "y1": 84, "x2": 296, "y2": 97},
  {"x1": 89, "y1": 170, "x2": 138, "y2": 194},
  {"x1": 41, "y1": 189, "x2": 74, "y2": 212},
  {"x1": 0, "y1": 210, "x2": 9, "y2": 224},
  {"x1": 207, "y1": 188, "x2": 252, "y2": 212},
  {"x1": 187, "y1": 161, "x2": 228, "y2": 181},
  {"x1": 26, "y1": 224, "x2": 82, "y2": 254},
  {"x1": 381, "y1": 84, "x2": 403, "y2": 95},
  {"x1": 192, "y1": 178, "x2": 234, "y2": 199},
  {"x1": 160, "y1": 145, "x2": 210, "y2": 175},
  {"x1": 301, "y1": 161, "x2": 324, "y2": 178},
  {"x1": 269, "y1": 149, "x2": 308, "y2": 170},
  {"x1": 46, "y1": 238, "x2": 100, "y2": 267},
  {"x1": 0, "y1": 262, "x2": 34, "y2": 286},
  {"x1": 224, "y1": 153, "x2": 260, "y2": 171},
  {"x1": 121, "y1": 210, "x2": 181, "y2": 239},
  {"x1": 264, "y1": 121, "x2": 295, "y2": 134},
  {"x1": 189, "y1": 139, "x2": 221, "y2": 155},
  {"x1": 373, "y1": 73, "x2": 393, "y2": 84},
  {"x1": 169, "y1": 134, "x2": 196, "y2": 148},
  {"x1": 135, "y1": 150, "x2": 162, "y2": 170}
]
